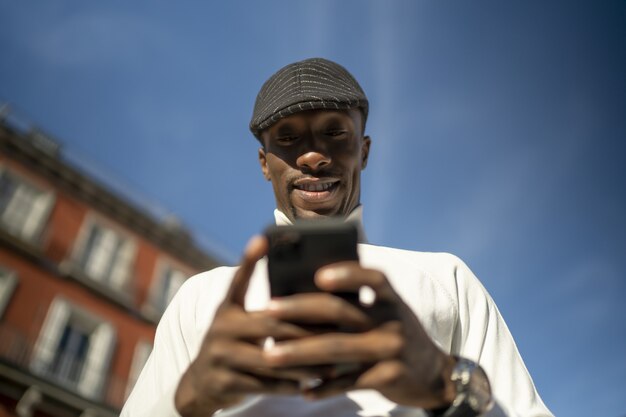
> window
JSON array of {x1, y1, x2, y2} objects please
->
[
  {"x1": 0, "y1": 168, "x2": 54, "y2": 242},
  {"x1": 155, "y1": 265, "x2": 187, "y2": 313},
  {"x1": 74, "y1": 219, "x2": 136, "y2": 291},
  {"x1": 49, "y1": 322, "x2": 90, "y2": 385},
  {"x1": 147, "y1": 262, "x2": 188, "y2": 316},
  {"x1": 0, "y1": 266, "x2": 18, "y2": 319},
  {"x1": 31, "y1": 298, "x2": 116, "y2": 399},
  {"x1": 125, "y1": 341, "x2": 152, "y2": 398}
]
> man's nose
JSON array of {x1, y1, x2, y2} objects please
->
[{"x1": 296, "y1": 151, "x2": 331, "y2": 171}]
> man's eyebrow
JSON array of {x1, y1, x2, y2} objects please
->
[
  {"x1": 319, "y1": 116, "x2": 351, "y2": 128},
  {"x1": 323, "y1": 120, "x2": 347, "y2": 128},
  {"x1": 275, "y1": 124, "x2": 298, "y2": 135}
]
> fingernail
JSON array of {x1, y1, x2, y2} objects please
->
[
  {"x1": 267, "y1": 299, "x2": 285, "y2": 312},
  {"x1": 317, "y1": 268, "x2": 337, "y2": 283},
  {"x1": 245, "y1": 236, "x2": 256, "y2": 247},
  {"x1": 265, "y1": 344, "x2": 288, "y2": 359},
  {"x1": 262, "y1": 337, "x2": 275, "y2": 351},
  {"x1": 242, "y1": 236, "x2": 265, "y2": 262},
  {"x1": 300, "y1": 377, "x2": 323, "y2": 390}
]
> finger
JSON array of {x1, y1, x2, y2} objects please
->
[
  {"x1": 303, "y1": 370, "x2": 363, "y2": 400},
  {"x1": 206, "y1": 368, "x2": 300, "y2": 398},
  {"x1": 209, "y1": 336, "x2": 335, "y2": 381},
  {"x1": 264, "y1": 322, "x2": 403, "y2": 367},
  {"x1": 266, "y1": 293, "x2": 373, "y2": 330},
  {"x1": 251, "y1": 375, "x2": 302, "y2": 395},
  {"x1": 315, "y1": 263, "x2": 398, "y2": 302},
  {"x1": 225, "y1": 236, "x2": 268, "y2": 306},
  {"x1": 303, "y1": 361, "x2": 416, "y2": 404},
  {"x1": 210, "y1": 309, "x2": 312, "y2": 341},
  {"x1": 253, "y1": 365, "x2": 333, "y2": 382},
  {"x1": 352, "y1": 359, "x2": 408, "y2": 391}
]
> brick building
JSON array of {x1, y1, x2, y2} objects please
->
[{"x1": 0, "y1": 106, "x2": 222, "y2": 417}]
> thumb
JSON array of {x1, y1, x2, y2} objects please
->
[{"x1": 225, "y1": 235, "x2": 268, "y2": 306}]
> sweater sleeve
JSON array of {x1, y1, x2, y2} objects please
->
[{"x1": 451, "y1": 257, "x2": 553, "y2": 417}]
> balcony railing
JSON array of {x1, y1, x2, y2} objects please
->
[{"x1": 0, "y1": 323, "x2": 130, "y2": 413}]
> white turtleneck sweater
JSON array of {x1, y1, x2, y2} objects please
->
[{"x1": 121, "y1": 209, "x2": 553, "y2": 417}]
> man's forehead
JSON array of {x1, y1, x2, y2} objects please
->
[
  {"x1": 260, "y1": 109, "x2": 364, "y2": 142},
  {"x1": 270, "y1": 109, "x2": 361, "y2": 129}
]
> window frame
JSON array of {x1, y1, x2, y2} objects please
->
[
  {"x1": 71, "y1": 214, "x2": 137, "y2": 292},
  {"x1": 30, "y1": 297, "x2": 117, "y2": 400},
  {"x1": 0, "y1": 165, "x2": 55, "y2": 243},
  {"x1": 144, "y1": 258, "x2": 190, "y2": 318}
]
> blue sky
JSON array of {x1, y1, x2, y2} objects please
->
[{"x1": 1, "y1": 1, "x2": 625, "y2": 416}]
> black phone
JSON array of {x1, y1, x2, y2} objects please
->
[
  {"x1": 265, "y1": 220, "x2": 359, "y2": 300},
  {"x1": 265, "y1": 220, "x2": 363, "y2": 373}
]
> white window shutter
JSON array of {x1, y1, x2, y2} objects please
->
[
  {"x1": 109, "y1": 239, "x2": 135, "y2": 290},
  {"x1": 1, "y1": 185, "x2": 31, "y2": 233},
  {"x1": 85, "y1": 228, "x2": 116, "y2": 281},
  {"x1": 0, "y1": 269, "x2": 18, "y2": 319},
  {"x1": 22, "y1": 191, "x2": 54, "y2": 240},
  {"x1": 31, "y1": 299, "x2": 70, "y2": 374},
  {"x1": 165, "y1": 269, "x2": 186, "y2": 306},
  {"x1": 78, "y1": 322, "x2": 116, "y2": 399},
  {"x1": 125, "y1": 341, "x2": 152, "y2": 398}
]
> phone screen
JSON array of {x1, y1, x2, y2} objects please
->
[{"x1": 265, "y1": 220, "x2": 359, "y2": 299}]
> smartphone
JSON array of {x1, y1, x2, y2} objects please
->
[
  {"x1": 265, "y1": 219, "x2": 359, "y2": 300},
  {"x1": 265, "y1": 220, "x2": 363, "y2": 374}
]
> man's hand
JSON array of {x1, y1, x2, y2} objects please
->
[
  {"x1": 262, "y1": 262, "x2": 457, "y2": 410},
  {"x1": 174, "y1": 237, "x2": 313, "y2": 417}
]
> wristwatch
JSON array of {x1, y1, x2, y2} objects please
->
[{"x1": 431, "y1": 356, "x2": 494, "y2": 417}]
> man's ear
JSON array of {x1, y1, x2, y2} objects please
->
[
  {"x1": 361, "y1": 136, "x2": 371, "y2": 169},
  {"x1": 258, "y1": 147, "x2": 271, "y2": 181}
]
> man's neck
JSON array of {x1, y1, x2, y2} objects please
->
[{"x1": 273, "y1": 206, "x2": 368, "y2": 243}]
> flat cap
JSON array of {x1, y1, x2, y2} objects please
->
[{"x1": 250, "y1": 58, "x2": 368, "y2": 139}]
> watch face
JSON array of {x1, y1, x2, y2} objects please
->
[
  {"x1": 468, "y1": 365, "x2": 494, "y2": 413},
  {"x1": 451, "y1": 358, "x2": 494, "y2": 415}
]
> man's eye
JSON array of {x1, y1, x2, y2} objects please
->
[
  {"x1": 276, "y1": 135, "x2": 299, "y2": 144},
  {"x1": 326, "y1": 130, "x2": 347, "y2": 138}
]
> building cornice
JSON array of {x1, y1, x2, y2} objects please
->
[{"x1": 0, "y1": 123, "x2": 222, "y2": 271}]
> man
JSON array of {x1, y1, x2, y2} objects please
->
[{"x1": 122, "y1": 58, "x2": 553, "y2": 417}]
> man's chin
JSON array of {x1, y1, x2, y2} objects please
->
[{"x1": 291, "y1": 206, "x2": 344, "y2": 222}]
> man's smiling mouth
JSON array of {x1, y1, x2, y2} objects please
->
[
  {"x1": 294, "y1": 182, "x2": 336, "y2": 192},
  {"x1": 292, "y1": 179, "x2": 340, "y2": 201}
]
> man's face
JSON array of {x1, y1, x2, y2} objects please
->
[{"x1": 258, "y1": 109, "x2": 371, "y2": 222}]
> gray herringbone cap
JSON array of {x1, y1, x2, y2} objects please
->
[{"x1": 250, "y1": 58, "x2": 369, "y2": 139}]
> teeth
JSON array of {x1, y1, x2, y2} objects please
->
[{"x1": 299, "y1": 182, "x2": 333, "y2": 192}]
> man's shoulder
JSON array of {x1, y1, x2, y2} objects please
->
[
  {"x1": 175, "y1": 265, "x2": 239, "y2": 300},
  {"x1": 358, "y1": 243, "x2": 492, "y2": 305},
  {"x1": 358, "y1": 242, "x2": 467, "y2": 273},
  {"x1": 358, "y1": 243, "x2": 485, "y2": 297},
  {"x1": 160, "y1": 266, "x2": 240, "y2": 337}
]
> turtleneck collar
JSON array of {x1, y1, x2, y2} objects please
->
[{"x1": 273, "y1": 205, "x2": 368, "y2": 243}]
